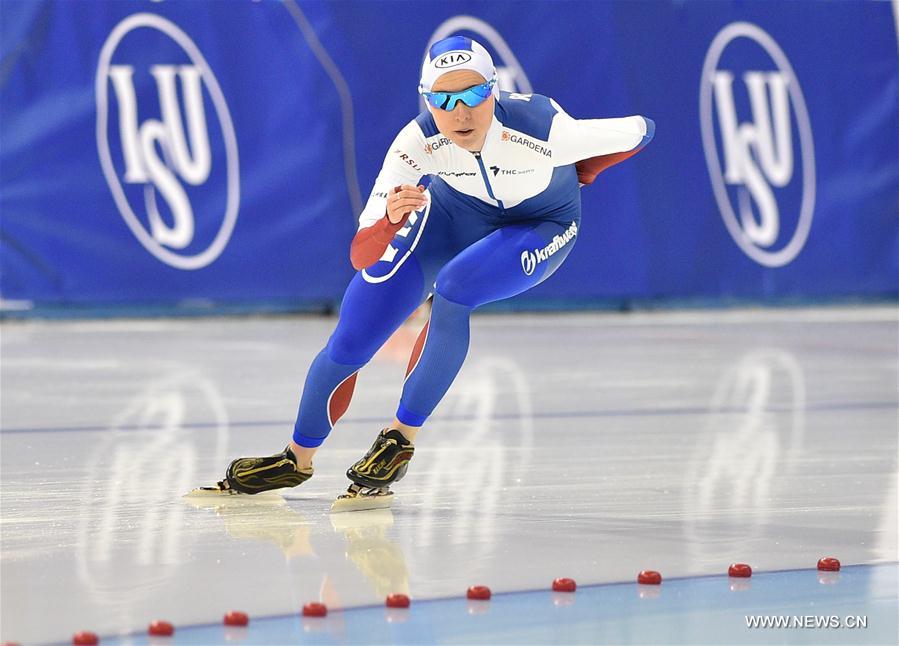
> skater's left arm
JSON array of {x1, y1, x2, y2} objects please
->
[{"x1": 548, "y1": 99, "x2": 655, "y2": 186}]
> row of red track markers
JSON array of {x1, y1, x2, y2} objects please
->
[{"x1": 3, "y1": 557, "x2": 843, "y2": 646}]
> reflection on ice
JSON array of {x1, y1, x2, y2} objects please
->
[
  {"x1": 76, "y1": 366, "x2": 229, "y2": 610},
  {"x1": 684, "y1": 348, "x2": 806, "y2": 562},
  {"x1": 414, "y1": 356, "x2": 534, "y2": 560},
  {"x1": 331, "y1": 509, "x2": 409, "y2": 598}
]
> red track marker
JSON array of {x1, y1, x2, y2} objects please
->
[
  {"x1": 637, "y1": 570, "x2": 662, "y2": 585},
  {"x1": 224, "y1": 610, "x2": 249, "y2": 626},
  {"x1": 386, "y1": 593, "x2": 411, "y2": 608},
  {"x1": 72, "y1": 633, "x2": 98, "y2": 646},
  {"x1": 817, "y1": 557, "x2": 840, "y2": 571},
  {"x1": 552, "y1": 577, "x2": 577, "y2": 592},
  {"x1": 302, "y1": 602, "x2": 327, "y2": 617},
  {"x1": 728, "y1": 563, "x2": 752, "y2": 578},
  {"x1": 466, "y1": 585, "x2": 491, "y2": 600},
  {"x1": 147, "y1": 620, "x2": 174, "y2": 637}
]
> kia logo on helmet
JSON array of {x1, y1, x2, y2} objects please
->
[
  {"x1": 434, "y1": 52, "x2": 472, "y2": 68},
  {"x1": 422, "y1": 16, "x2": 532, "y2": 110},
  {"x1": 700, "y1": 22, "x2": 816, "y2": 268}
]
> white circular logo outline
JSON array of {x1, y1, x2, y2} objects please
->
[
  {"x1": 96, "y1": 12, "x2": 240, "y2": 270},
  {"x1": 699, "y1": 21, "x2": 816, "y2": 268}
]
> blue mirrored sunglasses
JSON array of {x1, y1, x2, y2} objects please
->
[{"x1": 422, "y1": 79, "x2": 495, "y2": 111}]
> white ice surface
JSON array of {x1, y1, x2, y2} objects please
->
[{"x1": 1, "y1": 307, "x2": 897, "y2": 643}]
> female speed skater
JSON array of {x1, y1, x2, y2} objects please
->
[{"x1": 203, "y1": 36, "x2": 654, "y2": 509}]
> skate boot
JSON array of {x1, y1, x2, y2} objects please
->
[
  {"x1": 186, "y1": 446, "x2": 313, "y2": 497},
  {"x1": 331, "y1": 429, "x2": 414, "y2": 513}
]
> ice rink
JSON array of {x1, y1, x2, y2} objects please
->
[{"x1": 1, "y1": 307, "x2": 897, "y2": 644}]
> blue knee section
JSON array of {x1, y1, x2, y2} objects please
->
[
  {"x1": 433, "y1": 221, "x2": 577, "y2": 308},
  {"x1": 398, "y1": 294, "x2": 473, "y2": 425},
  {"x1": 327, "y1": 261, "x2": 425, "y2": 364},
  {"x1": 292, "y1": 348, "x2": 362, "y2": 448}
]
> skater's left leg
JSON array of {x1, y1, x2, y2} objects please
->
[{"x1": 397, "y1": 217, "x2": 580, "y2": 428}]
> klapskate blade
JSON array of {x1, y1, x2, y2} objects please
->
[
  {"x1": 183, "y1": 486, "x2": 235, "y2": 498},
  {"x1": 183, "y1": 487, "x2": 282, "y2": 499},
  {"x1": 330, "y1": 492, "x2": 393, "y2": 514}
]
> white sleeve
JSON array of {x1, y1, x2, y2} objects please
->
[
  {"x1": 548, "y1": 98, "x2": 653, "y2": 166},
  {"x1": 357, "y1": 121, "x2": 432, "y2": 230}
]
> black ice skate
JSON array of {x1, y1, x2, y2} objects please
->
[
  {"x1": 185, "y1": 446, "x2": 313, "y2": 497},
  {"x1": 331, "y1": 429, "x2": 415, "y2": 513}
]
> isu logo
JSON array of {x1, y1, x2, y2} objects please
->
[
  {"x1": 422, "y1": 16, "x2": 532, "y2": 110},
  {"x1": 700, "y1": 22, "x2": 815, "y2": 267},
  {"x1": 96, "y1": 13, "x2": 239, "y2": 270}
]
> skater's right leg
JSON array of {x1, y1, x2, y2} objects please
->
[
  {"x1": 218, "y1": 190, "x2": 454, "y2": 495},
  {"x1": 291, "y1": 254, "x2": 428, "y2": 452}
]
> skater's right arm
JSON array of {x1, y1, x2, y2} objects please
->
[
  {"x1": 350, "y1": 184, "x2": 428, "y2": 270},
  {"x1": 351, "y1": 123, "x2": 431, "y2": 270}
]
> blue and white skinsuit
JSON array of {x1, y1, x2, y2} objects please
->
[{"x1": 292, "y1": 91, "x2": 654, "y2": 448}]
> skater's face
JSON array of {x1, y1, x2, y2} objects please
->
[{"x1": 428, "y1": 70, "x2": 494, "y2": 152}]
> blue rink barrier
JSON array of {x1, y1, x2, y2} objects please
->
[{"x1": 1, "y1": 1, "x2": 896, "y2": 314}]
